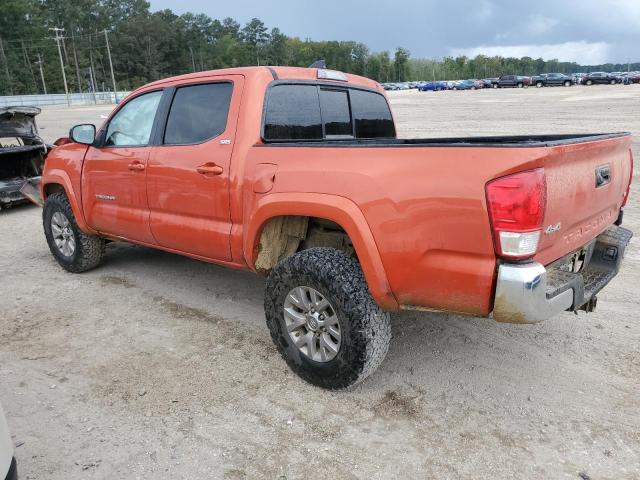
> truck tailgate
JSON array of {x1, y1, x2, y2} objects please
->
[{"x1": 535, "y1": 135, "x2": 632, "y2": 265}]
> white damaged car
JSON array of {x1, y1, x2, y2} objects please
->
[{"x1": 0, "y1": 403, "x2": 16, "y2": 480}]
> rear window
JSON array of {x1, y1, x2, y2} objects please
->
[
  {"x1": 164, "y1": 82, "x2": 232, "y2": 145},
  {"x1": 263, "y1": 84, "x2": 322, "y2": 140},
  {"x1": 263, "y1": 83, "x2": 395, "y2": 141},
  {"x1": 319, "y1": 88, "x2": 352, "y2": 137},
  {"x1": 349, "y1": 89, "x2": 395, "y2": 139}
]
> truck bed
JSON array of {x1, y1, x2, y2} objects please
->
[
  {"x1": 250, "y1": 130, "x2": 633, "y2": 316},
  {"x1": 260, "y1": 132, "x2": 630, "y2": 147}
]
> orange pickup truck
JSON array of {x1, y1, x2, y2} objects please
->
[{"x1": 39, "y1": 66, "x2": 633, "y2": 389}]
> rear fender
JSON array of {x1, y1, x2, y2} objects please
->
[{"x1": 245, "y1": 192, "x2": 399, "y2": 310}]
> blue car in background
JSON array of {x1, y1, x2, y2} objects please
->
[{"x1": 418, "y1": 81, "x2": 447, "y2": 91}]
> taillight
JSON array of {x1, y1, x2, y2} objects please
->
[
  {"x1": 486, "y1": 168, "x2": 547, "y2": 260},
  {"x1": 621, "y1": 150, "x2": 633, "y2": 207}
]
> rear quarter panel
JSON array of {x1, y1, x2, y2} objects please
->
[{"x1": 244, "y1": 145, "x2": 546, "y2": 316}]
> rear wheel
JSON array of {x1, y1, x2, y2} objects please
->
[
  {"x1": 43, "y1": 192, "x2": 105, "y2": 273},
  {"x1": 517, "y1": 83, "x2": 523, "y2": 88},
  {"x1": 610, "y1": 79, "x2": 616, "y2": 85},
  {"x1": 264, "y1": 248, "x2": 391, "y2": 390},
  {"x1": 536, "y1": 82, "x2": 543, "y2": 88}
]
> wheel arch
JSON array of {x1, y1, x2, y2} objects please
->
[
  {"x1": 245, "y1": 192, "x2": 398, "y2": 310},
  {"x1": 41, "y1": 171, "x2": 93, "y2": 234}
]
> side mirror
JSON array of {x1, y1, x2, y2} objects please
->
[{"x1": 69, "y1": 124, "x2": 96, "y2": 145}]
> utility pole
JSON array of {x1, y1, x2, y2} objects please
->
[
  {"x1": 49, "y1": 27, "x2": 70, "y2": 106},
  {"x1": 103, "y1": 29, "x2": 117, "y2": 98},
  {"x1": 0, "y1": 37, "x2": 12, "y2": 95},
  {"x1": 36, "y1": 53, "x2": 47, "y2": 94}
]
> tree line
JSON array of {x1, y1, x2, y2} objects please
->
[{"x1": 0, "y1": 0, "x2": 637, "y2": 96}]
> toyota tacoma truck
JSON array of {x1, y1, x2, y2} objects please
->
[{"x1": 38, "y1": 66, "x2": 634, "y2": 389}]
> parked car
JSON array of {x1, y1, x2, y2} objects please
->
[
  {"x1": 483, "y1": 78, "x2": 499, "y2": 88},
  {"x1": 36, "y1": 66, "x2": 634, "y2": 389},
  {"x1": 532, "y1": 73, "x2": 574, "y2": 87},
  {"x1": 627, "y1": 72, "x2": 640, "y2": 84},
  {"x1": 417, "y1": 81, "x2": 447, "y2": 91},
  {"x1": 1, "y1": 403, "x2": 17, "y2": 480},
  {"x1": 451, "y1": 80, "x2": 478, "y2": 90},
  {"x1": 582, "y1": 72, "x2": 621, "y2": 85},
  {"x1": 0, "y1": 106, "x2": 46, "y2": 210},
  {"x1": 497, "y1": 75, "x2": 528, "y2": 88}
]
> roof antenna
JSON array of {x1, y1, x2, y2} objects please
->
[{"x1": 308, "y1": 59, "x2": 327, "y2": 69}]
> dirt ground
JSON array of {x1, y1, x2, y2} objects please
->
[{"x1": 1, "y1": 85, "x2": 639, "y2": 479}]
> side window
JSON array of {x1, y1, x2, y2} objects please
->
[
  {"x1": 319, "y1": 88, "x2": 352, "y2": 137},
  {"x1": 350, "y1": 89, "x2": 396, "y2": 139},
  {"x1": 105, "y1": 90, "x2": 162, "y2": 147},
  {"x1": 264, "y1": 85, "x2": 322, "y2": 140},
  {"x1": 164, "y1": 82, "x2": 233, "y2": 145}
]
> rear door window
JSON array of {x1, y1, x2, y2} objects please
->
[{"x1": 164, "y1": 82, "x2": 233, "y2": 145}]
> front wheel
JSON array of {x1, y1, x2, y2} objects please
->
[
  {"x1": 517, "y1": 83, "x2": 523, "y2": 88},
  {"x1": 492, "y1": 83, "x2": 498, "y2": 89},
  {"x1": 564, "y1": 81, "x2": 571, "y2": 86},
  {"x1": 536, "y1": 82, "x2": 543, "y2": 88},
  {"x1": 264, "y1": 248, "x2": 391, "y2": 390},
  {"x1": 610, "y1": 79, "x2": 616, "y2": 85},
  {"x1": 43, "y1": 192, "x2": 105, "y2": 273},
  {"x1": 586, "y1": 80, "x2": 593, "y2": 85}
]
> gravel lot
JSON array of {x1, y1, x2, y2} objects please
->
[{"x1": 1, "y1": 85, "x2": 639, "y2": 479}]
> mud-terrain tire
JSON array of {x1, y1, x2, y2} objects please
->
[
  {"x1": 43, "y1": 192, "x2": 105, "y2": 273},
  {"x1": 264, "y1": 248, "x2": 391, "y2": 390}
]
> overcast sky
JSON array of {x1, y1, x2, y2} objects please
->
[{"x1": 149, "y1": 0, "x2": 639, "y2": 64}]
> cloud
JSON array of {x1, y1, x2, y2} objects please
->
[
  {"x1": 450, "y1": 41, "x2": 611, "y2": 64},
  {"x1": 526, "y1": 14, "x2": 559, "y2": 35},
  {"x1": 148, "y1": 0, "x2": 640, "y2": 63}
]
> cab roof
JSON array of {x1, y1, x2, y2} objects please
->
[{"x1": 138, "y1": 66, "x2": 381, "y2": 93}]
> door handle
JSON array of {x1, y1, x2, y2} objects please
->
[
  {"x1": 128, "y1": 162, "x2": 145, "y2": 171},
  {"x1": 196, "y1": 163, "x2": 223, "y2": 176}
]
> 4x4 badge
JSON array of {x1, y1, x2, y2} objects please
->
[{"x1": 544, "y1": 222, "x2": 562, "y2": 235}]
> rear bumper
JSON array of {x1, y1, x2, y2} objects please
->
[
  {"x1": 493, "y1": 225, "x2": 633, "y2": 323},
  {"x1": 0, "y1": 176, "x2": 41, "y2": 208}
]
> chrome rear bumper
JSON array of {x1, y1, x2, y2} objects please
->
[{"x1": 493, "y1": 225, "x2": 633, "y2": 324}]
